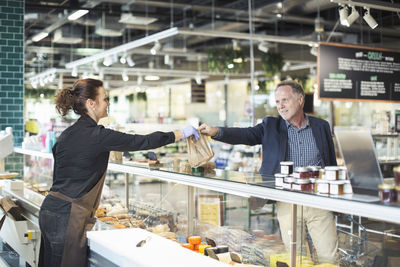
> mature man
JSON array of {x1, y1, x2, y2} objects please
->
[{"x1": 199, "y1": 80, "x2": 338, "y2": 263}]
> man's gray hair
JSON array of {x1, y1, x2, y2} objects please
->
[{"x1": 275, "y1": 80, "x2": 305, "y2": 97}]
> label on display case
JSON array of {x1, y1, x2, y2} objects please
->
[{"x1": 318, "y1": 42, "x2": 400, "y2": 102}]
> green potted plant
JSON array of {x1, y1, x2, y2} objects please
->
[{"x1": 260, "y1": 52, "x2": 284, "y2": 77}]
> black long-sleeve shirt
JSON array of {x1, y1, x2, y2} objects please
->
[{"x1": 48, "y1": 115, "x2": 175, "y2": 199}]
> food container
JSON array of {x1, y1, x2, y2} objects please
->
[
  {"x1": 317, "y1": 180, "x2": 329, "y2": 194},
  {"x1": 274, "y1": 173, "x2": 286, "y2": 187},
  {"x1": 343, "y1": 180, "x2": 353, "y2": 194},
  {"x1": 324, "y1": 166, "x2": 339, "y2": 181},
  {"x1": 329, "y1": 180, "x2": 345, "y2": 195},
  {"x1": 309, "y1": 166, "x2": 321, "y2": 178},
  {"x1": 280, "y1": 161, "x2": 294, "y2": 175},
  {"x1": 293, "y1": 167, "x2": 311, "y2": 178},
  {"x1": 319, "y1": 168, "x2": 325, "y2": 179},
  {"x1": 378, "y1": 184, "x2": 396, "y2": 203},
  {"x1": 338, "y1": 166, "x2": 347, "y2": 180},
  {"x1": 283, "y1": 177, "x2": 295, "y2": 190},
  {"x1": 309, "y1": 178, "x2": 317, "y2": 192},
  {"x1": 292, "y1": 178, "x2": 311, "y2": 191}
]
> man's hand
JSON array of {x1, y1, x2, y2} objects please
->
[
  {"x1": 198, "y1": 124, "x2": 218, "y2": 137},
  {"x1": 182, "y1": 125, "x2": 200, "y2": 140}
]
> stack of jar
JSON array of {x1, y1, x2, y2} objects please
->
[
  {"x1": 274, "y1": 162, "x2": 352, "y2": 195},
  {"x1": 378, "y1": 166, "x2": 400, "y2": 203}
]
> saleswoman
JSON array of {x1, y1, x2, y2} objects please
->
[{"x1": 38, "y1": 78, "x2": 199, "y2": 267}]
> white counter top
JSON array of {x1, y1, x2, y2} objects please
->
[{"x1": 87, "y1": 228, "x2": 228, "y2": 267}]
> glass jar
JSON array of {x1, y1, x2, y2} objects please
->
[
  {"x1": 309, "y1": 166, "x2": 321, "y2": 178},
  {"x1": 319, "y1": 168, "x2": 325, "y2": 179},
  {"x1": 309, "y1": 178, "x2": 317, "y2": 192},
  {"x1": 378, "y1": 184, "x2": 396, "y2": 203},
  {"x1": 274, "y1": 173, "x2": 286, "y2": 188},
  {"x1": 292, "y1": 178, "x2": 311, "y2": 191},
  {"x1": 343, "y1": 180, "x2": 353, "y2": 194},
  {"x1": 317, "y1": 180, "x2": 329, "y2": 194},
  {"x1": 293, "y1": 167, "x2": 311, "y2": 178},
  {"x1": 283, "y1": 177, "x2": 294, "y2": 190},
  {"x1": 329, "y1": 180, "x2": 345, "y2": 195},
  {"x1": 338, "y1": 166, "x2": 347, "y2": 180},
  {"x1": 324, "y1": 166, "x2": 339, "y2": 181},
  {"x1": 280, "y1": 161, "x2": 294, "y2": 175}
]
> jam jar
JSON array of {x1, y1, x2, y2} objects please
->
[
  {"x1": 280, "y1": 161, "x2": 294, "y2": 175},
  {"x1": 309, "y1": 166, "x2": 321, "y2": 178},
  {"x1": 292, "y1": 178, "x2": 312, "y2": 191},
  {"x1": 274, "y1": 173, "x2": 287, "y2": 188},
  {"x1": 338, "y1": 166, "x2": 347, "y2": 180},
  {"x1": 378, "y1": 184, "x2": 396, "y2": 203},
  {"x1": 309, "y1": 178, "x2": 317, "y2": 192},
  {"x1": 283, "y1": 177, "x2": 295, "y2": 190},
  {"x1": 293, "y1": 167, "x2": 311, "y2": 178},
  {"x1": 317, "y1": 180, "x2": 329, "y2": 194},
  {"x1": 324, "y1": 166, "x2": 339, "y2": 181},
  {"x1": 329, "y1": 180, "x2": 345, "y2": 195}
]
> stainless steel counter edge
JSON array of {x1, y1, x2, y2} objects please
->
[{"x1": 14, "y1": 147, "x2": 400, "y2": 224}]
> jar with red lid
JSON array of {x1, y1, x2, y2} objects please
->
[{"x1": 378, "y1": 184, "x2": 396, "y2": 203}]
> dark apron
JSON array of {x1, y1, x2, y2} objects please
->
[{"x1": 48, "y1": 172, "x2": 106, "y2": 267}]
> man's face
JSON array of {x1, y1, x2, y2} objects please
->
[{"x1": 275, "y1": 85, "x2": 303, "y2": 122}]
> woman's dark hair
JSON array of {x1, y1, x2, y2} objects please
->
[{"x1": 55, "y1": 78, "x2": 103, "y2": 116}]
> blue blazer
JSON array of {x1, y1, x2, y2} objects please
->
[{"x1": 214, "y1": 115, "x2": 337, "y2": 178}]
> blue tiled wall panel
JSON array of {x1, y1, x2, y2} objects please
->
[{"x1": 0, "y1": 0, "x2": 24, "y2": 148}]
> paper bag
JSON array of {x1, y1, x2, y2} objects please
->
[{"x1": 187, "y1": 133, "x2": 214, "y2": 168}]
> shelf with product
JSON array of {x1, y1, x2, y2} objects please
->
[{"x1": 3, "y1": 147, "x2": 400, "y2": 266}]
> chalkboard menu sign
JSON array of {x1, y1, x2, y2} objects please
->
[{"x1": 318, "y1": 42, "x2": 400, "y2": 102}]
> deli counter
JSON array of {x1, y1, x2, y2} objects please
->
[{"x1": 1, "y1": 147, "x2": 400, "y2": 267}]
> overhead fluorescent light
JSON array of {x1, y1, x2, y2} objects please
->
[
  {"x1": 68, "y1": 9, "x2": 89, "y2": 21},
  {"x1": 32, "y1": 32, "x2": 48, "y2": 42},
  {"x1": 119, "y1": 13, "x2": 158, "y2": 25},
  {"x1": 145, "y1": 75, "x2": 160, "y2": 81}
]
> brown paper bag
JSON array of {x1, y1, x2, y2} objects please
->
[{"x1": 187, "y1": 132, "x2": 214, "y2": 168}]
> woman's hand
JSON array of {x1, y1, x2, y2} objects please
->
[{"x1": 182, "y1": 125, "x2": 200, "y2": 140}]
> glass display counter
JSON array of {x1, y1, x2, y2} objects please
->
[{"x1": 6, "y1": 147, "x2": 400, "y2": 266}]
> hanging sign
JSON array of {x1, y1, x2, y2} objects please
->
[{"x1": 318, "y1": 42, "x2": 400, "y2": 102}]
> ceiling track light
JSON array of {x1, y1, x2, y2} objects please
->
[
  {"x1": 346, "y1": 6, "x2": 360, "y2": 26},
  {"x1": 339, "y1": 5, "x2": 349, "y2": 26},
  {"x1": 122, "y1": 70, "x2": 129, "y2": 81},
  {"x1": 71, "y1": 67, "x2": 78, "y2": 77},
  {"x1": 258, "y1": 41, "x2": 269, "y2": 53},
  {"x1": 363, "y1": 7, "x2": 378, "y2": 29},
  {"x1": 150, "y1": 41, "x2": 161, "y2": 55},
  {"x1": 120, "y1": 53, "x2": 127, "y2": 64},
  {"x1": 126, "y1": 55, "x2": 135, "y2": 67}
]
